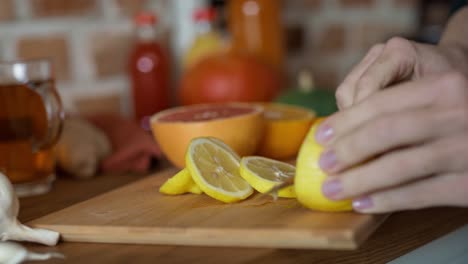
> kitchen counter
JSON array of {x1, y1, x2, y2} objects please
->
[{"x1": 19, "y1": 168, "x2": 468, "y2": 264}]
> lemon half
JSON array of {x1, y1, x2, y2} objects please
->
[{"x1": 295, "y1": 119, "x2": 352, "y2": 212}]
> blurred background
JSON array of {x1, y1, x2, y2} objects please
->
[{"x1": 0, "y1": 0, "x2": 455, "y2": 116}]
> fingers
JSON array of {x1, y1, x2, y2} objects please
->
[
  {"x1": 352, "y1": 173, "x2": 468, "y2": 213},
  {"x1": 352, "y1": 37, "x2": 417, "y2": 104},
  {"x1": 317, "y1": 75, "x2": 447, "y2": 148},
  {"x1": 316, "y1": 73, "x2": 468, "y2": 173},
  {"x1": 322, "y1": 133, "x2": 468, "y2": 201},
  {"x1": 335, "y1": 36, "x2": 462, "y2": 111},
  {"x1": 335, "y1": 37, "x2": 418, "y2": 109},
  {"x1": 324, "y1": 107, "x2": 468, "y2": 172},
  {"x1": 336, "y1": 44, "x2": 384, "y2": 109}
]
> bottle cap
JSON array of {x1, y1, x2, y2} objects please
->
[
  {"x1": 193, "y1": 7, "x2": 217, "y2": 22},
  {"x1": 134, "y1": 12, "x2": 158, "y2": 26}
]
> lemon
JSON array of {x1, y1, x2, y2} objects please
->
[
  {"x1": 239, "y1": 156, "x2": 296, "y2": 198},
  {"x1": 295, "y1": 119, "x2": 352, "y2": 212},
  {"x1": 206, "y1": 137, "x2": 241, "y2": 161},
  {"x1": 186, "y1": 137, "x2": 253, "y2": 203},
  {"x1": 159, "y1": 168, "x2": 203, "y2": 195}
]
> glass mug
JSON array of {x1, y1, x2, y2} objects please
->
[{"x1": 0, "y1": 59, "x2": 64, "y2": 197}]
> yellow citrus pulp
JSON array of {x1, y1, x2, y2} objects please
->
[
  {"x1": 185, "y1": 137, "x2": 253, "y2": 203},
  {"x1": 239, "y1": 156, "x2": 295, "y2": 198}
]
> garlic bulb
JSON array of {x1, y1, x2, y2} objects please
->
[
  {"x1": 0, "y1": 172, "x2": 59, "y2": 246},
  {"x1": 0, "y1": 242, "x2": 64, "y2": 264}
]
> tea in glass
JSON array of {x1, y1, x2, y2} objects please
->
[{"x1": 0, "y1": 60, "x2": 63, "y2": 197}]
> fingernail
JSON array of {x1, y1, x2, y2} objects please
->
[
  {"x1": 353, "y1": 197, "x2": 373, "y2": 211},
  {"x1": 319, "y1": 149, "x2": 338, "y2": 171},
  {"x1": 321, "y1": 178, "x2": 342, "y2": 198},
  {"x1": 315, "y1": 124, "x2": 334, "y2": 144}
]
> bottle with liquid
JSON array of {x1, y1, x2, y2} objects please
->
[
  {"x1": 228, "y1": 0, "x2": 284, "y2": 71},
  {"x1": 129, "y1": 12, "x2": 170, "y2": 130},
  {"x1": 182, "y1": 7, "x2": 226, "y2": 69}
]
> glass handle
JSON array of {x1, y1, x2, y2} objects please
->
[{"x1": 32, "y1": 82, "x2": 64, "y2": 152}]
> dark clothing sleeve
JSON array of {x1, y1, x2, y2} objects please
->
[{"x1": 450, "y1": 0, "x2": 468, "y2": 15}]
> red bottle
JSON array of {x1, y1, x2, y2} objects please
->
[{"x1": 129, "y1": 12, "x2": 170, "y2": 130}]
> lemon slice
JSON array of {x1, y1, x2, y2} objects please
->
[
  {"x1": 295, "y1": 119, "x2": 352, "y2": 211},
  {"x1": 239, "y1": 156, "x2": 296, "y2": 198},
  {"x1": 186, "y1": 137, "x2": 253, "y2": 203},
  {"x1": 159, "y1": 168, "x2": 203, "y2": 195},
  {"x1": 206, "y1": 137, "x2": 241, "y2": 161}
]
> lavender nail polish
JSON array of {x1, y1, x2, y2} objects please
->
[
  {"x1": 353, "y1": 197, "x2": 373, "y2": 211},
  {"x1": 315, "y1": 124, "x2": 334, "y2": 144},
  {"x1": 322, "y1": 178, "x2": 342, "y2": 199},
  {"x1": 319, "y1": 149, "x2": 338, "y2": 171}
]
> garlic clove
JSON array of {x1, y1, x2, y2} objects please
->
[
  {"x1": 0, "y1": 171, "x2": 19, "y2": 217},
  {"x1": 0, "y1": 242, "x2": 64, "y2": 264},
  {"x1": 4, "y1": 221, "x2": 59, "y2": 246},
  {"x1": 0, "y1": 173, "x2": 60, "y2": 246}
]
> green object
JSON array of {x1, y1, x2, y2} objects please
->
[{"x1": 275, "y1": 70, "x2": 338, "y2": 117}]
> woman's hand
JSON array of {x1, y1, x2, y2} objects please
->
[
  {"x1": 315, "y1": 71, "x2": 468, "y2": 213},
  {"x1": 335, "y1": 37, "x2": 467, "y2": 110}
]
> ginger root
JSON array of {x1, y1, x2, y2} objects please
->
[{"x1": 55, "y1": 118, "x2": 111, "y2": 179}]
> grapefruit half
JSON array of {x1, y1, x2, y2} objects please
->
[{"x1": 150, "y1": 103, "x2": 264, "y2": 168}]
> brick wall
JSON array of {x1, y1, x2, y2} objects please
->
[
  {"x1": 0, "y1": 0, "x2": 169, "y2": 116},
  {"x1": 283, "y1": 0, "x2": 419, "y2": 89},
  {"x1": 0, "y1": 0, "x2": 419, "y2": 115}
]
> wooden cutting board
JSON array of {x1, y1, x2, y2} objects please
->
[{"x1": 29, "y1": 168, "x2": 388, "y2": 250}]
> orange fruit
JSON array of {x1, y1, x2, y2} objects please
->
[
  {"x1": 257, "y1": 103, "x2": 315, "y2": 160},
  {"x1": 150, "y1": 103, "x2": 264, "y2": 168}
]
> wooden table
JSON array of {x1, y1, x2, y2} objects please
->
[{"x1": 19, "y1": 169, "x2": 468, "y2": 264}]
